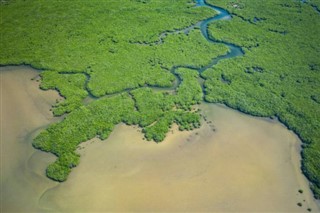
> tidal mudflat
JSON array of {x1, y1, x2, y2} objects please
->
[
  {"x1": 1, "y1": 66, "x2": 319, "y2": 212},
  {"x1": 0, "y1": 66, "x2": 61, "y2": 212}
]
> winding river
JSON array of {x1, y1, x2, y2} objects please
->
[
  {"x1": 85, "y1": 0, "x2": 243, "y2": 99},
  {"x1": 159, "y1": 0, "x2": 244, "y2": 93},
  {"x1": 196, "y1": 0, "x2": 244, "y2": 72},
  {"x1": 1, "y1": 0, "x2": 320, "y2": 212}
]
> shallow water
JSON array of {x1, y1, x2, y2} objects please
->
[
  {"x1": 0, "y1": 66, "x2": 60, "y2": 212},
  {"x1": 1, "y1": 66, "x2": 319, "y2": 212}
]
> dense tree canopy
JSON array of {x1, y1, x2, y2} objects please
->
[
  {"x1": 205, "y1": 0, "x2": 320, "y2": 198},
  {"x1": 1, "y1": 0, "x2": 319, "y2": 199}
]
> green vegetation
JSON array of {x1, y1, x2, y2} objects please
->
[
  {"x1": 0, "y1": 0, "x2": 227, "y2": 97},
  {"x1": 1, "y1": 0, "x2": 226, "y2": 181},
  {"x1": 130, "y1": 68, "x2": 202, "y2": 142},
  {"x1": 1, "y1": 0, "x2": 319, "y2": 199},
  {"x1": 175, "y1": 68, "x2": 203, "y2": 110},
  {"x1": 2, "y1": 0, "x2": 226, "y2": 181},
  {"x1": 34, "y1": 67, "x2": 202, "y2": 181},
  {"x1": 40, "y1": 71, "x2": 88, "y2": 115},
  {"x1": 33, "y1": 94, "x2": 135, "y2": 181},
  {"x1": 205, "y1": 0, "x2": 320, "y2": 198}
]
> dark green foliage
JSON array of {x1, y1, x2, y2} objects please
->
[
  {"x1": 174, "y1": 111, "x2": 201, "y2": 131},
  {"x1": 130, "y1": 68, "x2": 203, "y2": 142},
  {"x1": 33, "y1": 66, "x2": 203, "y2": 181},
  {"x1": 85, "y1": 29, "x2": 227, "y2": 96},
  {"x1": 0, "y1": 0, "x2": 227, "y2": 97},
  {"x1": 2, "y1": 0, "x2": 320, "y2": 197},
  {"x1": 46, "y1": 152, "x2": 80, "y2": 182},
  {"x1": 206, "y1": 0, "x2": 320, "y2": 198},
  {"x1": 40, "y1": 71, "x2": 88, "y2": 115},
  {"x1": 143, "y1": 112, "x2": 175, "y2": 142},
  {"x1": 130, "y1": 88, "x2": 175, "y2": 127},
  {"x1": 33, "y1": 93, "x2": 136, "y2": 181},
  {"x1": 143, "y1": 111, "x2": 201, "y2": 142},
  {"x1": 2, "y1": 0, "x2": 223, "y2": 181},
  {"x1": 175, "y1": 68, "x2": 203, "y2": 110}
]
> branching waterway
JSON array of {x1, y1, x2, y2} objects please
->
[
  {"x1": 3, "y1": 67, "x2": 320, "y2": 212},
  {"x1": 1, "y1": 0, "x2": 320, "y2": 212},
  {"x1": 84, "y1": 0, "x2": 244, "y2": 102},
  {"x1": 196, "y1": 0, "x2": 244, "y2": 72},
  {"x1": 169, "y1": 0, "x2": 244, "y2": 88}
]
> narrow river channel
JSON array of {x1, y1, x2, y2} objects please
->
[
  {"x1": 1, "y1": 66, "x2": 320, "y2": 212},
  {"x1": 1, "y1": 0, "x2": 320, "y2": 212}
]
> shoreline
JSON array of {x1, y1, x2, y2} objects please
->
[
  {"x1": 40, "y1": 102, "x2": 320, "y2": 212},
  {"x1": 0, "y1": 66, "x2": 60, "y2": 212},
  {"x1": 1, "y1": 66, "x2": 320, "y2": 211},
  {"x1": 1, "y1": 64, "x2": 316, "y2": 198}
]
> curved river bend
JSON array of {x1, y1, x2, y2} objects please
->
[
  {"x1": 1, "y1": 0, "x2": 320, "y2": 212},
  {"x1": 196, "y1": 0, "x2": 243, "y2": 73},
  {"x1": 3, "y1": 67, "x2": 320, "y2": 212},
  {"x1": 85, "y1": 0, "x2": 244, "y2": 98}
]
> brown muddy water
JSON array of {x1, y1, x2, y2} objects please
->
[{"x1": 1, "y1": 66, "x2": 320, "y2": 212}]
